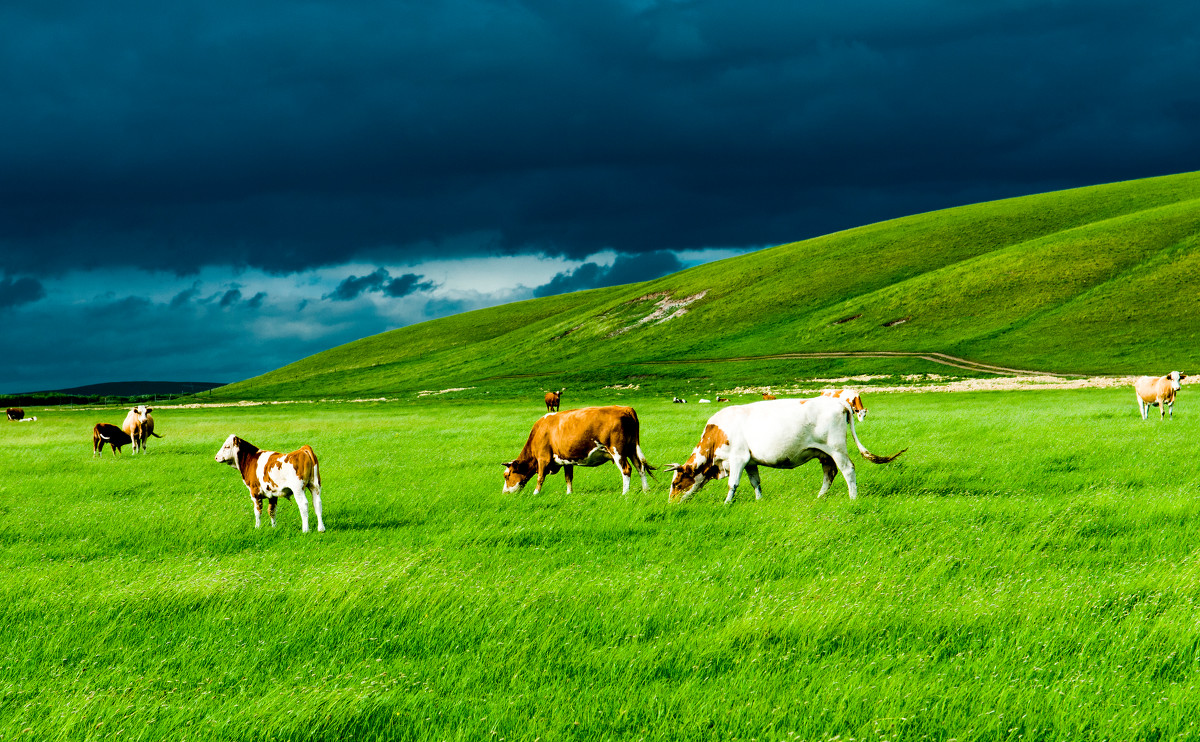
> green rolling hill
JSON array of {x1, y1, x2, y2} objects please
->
[{"x1": 216, "y1": 171, "x2": 1200, "y2": 400}]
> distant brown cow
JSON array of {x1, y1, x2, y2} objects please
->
[
  {"x1": 761, "y1": 392, "x2": 777, "y2": 401},
  {"x1": 544, "y1": 390, "x2": 562, "y2": 412},
  {"x1": 93, "y1": 423, "x2": 133, "y2": 456},
  {"x1": 503, "y1": 406, "x2": 653, "y2": 495},
  {"x1": 1135, "y1": 371, "x2": 1187, "y2": 420},
  {"x1": 7, "y1": 408, "x2": 24, "y2": 421}
]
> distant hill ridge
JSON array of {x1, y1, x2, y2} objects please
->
[
  {"x1": 24, "y1": 381, "x2": 225, "y2": 397},
  {"x1": 215, "y1": 171, "x2": 1200, "y2": 400}
]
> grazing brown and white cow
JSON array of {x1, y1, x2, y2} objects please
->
[
  {"x1": 214, "y1": 434, "x2": 325, "y2": 532},
  {"x1": 666, "y1": 396, "x2": 906, "y2": 504},
  {"x1": 503, "y1": 406, "x2": 654, "y2": 495},
  {"x1": 821, "y1": 388, "x2": 867, "y2": 421},
  {"x1": 92, "y1": 423, "x2": 133, "y2": 456},
  {"x1": 6, "y1": 408, "x2": 24, "y2": 421},
  {"x1": 122, "y1": 405, "x2": 163, "y2": 454},
  {"x1": 545, "y1": 390, "x2": 562, "y2": 412},
  {"x1": 1134, "y1": 371, "x2": 1187, "y2": 420}
]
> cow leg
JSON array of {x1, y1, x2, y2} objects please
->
[
  {"x1": 534, "y1": 461, "x2": 548, "y2": 495},
  {"x1": 745, "y1": 464, "x2": 763, "y2": 501},
  {"x1": 830, "y1": 450, "x2": 858, "y2": 499},
  {"x1": 815, "y1": 452, "x2": 838, "y2": 497},
  {"x1": 310, "y1": 484, "x2": 325, "y2": 532},
  {"x1": 290, "y1": 486, "x2": 311, "y2": 533},
  {"x1": 268, "y1": 496, "x2": 280, "y2": 527},
  {"x1": 252, "y1": 495, "x2": 264, "y2": 528},
  {"x1": 1137, "y1": 393, "x2": 1148, "y2": 420},
  {"x1": 724, "y1": 459, "x2": 749, "y2": 504},
  {"x1": 564, "y1": 465, "x2": 574, "y2": 495},
  {"x1": 611, "y1": 451, "x2": 632, "y2": 494}
]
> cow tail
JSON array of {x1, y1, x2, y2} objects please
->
[
  {"x1": 846, "y1": 409, "x2": 907, "y2": 464},
  {"x1": 303, "y1": 446, "x2": 321, "y2": 490},
  {"x1": 635, "y1": 442, "x2": 657, "y2": 478}
]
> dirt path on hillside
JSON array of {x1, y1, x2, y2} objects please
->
[{"x1": 644, "y1": 350, "x2": 1079, "y2": 377}]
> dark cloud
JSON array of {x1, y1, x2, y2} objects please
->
[
  {"x1": 0, "y1": 275, "x2": 46, "y2": 309},
  {"x1": 1, "y1": 1, "x2": 1196, "y2": 278},
  {"x1": 218, "y1": 289, "x2": 243, "y2": 308},
  {"x1": 534, "y1": 251, "x2": 684, "y2": 297},
  {"x1": 326, "y1": 268, "x2": 436, "y2": 301},
  {"x1": 169, "y1": 282, "x2": 201, "y2": 308}
]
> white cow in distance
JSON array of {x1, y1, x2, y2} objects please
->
[{"x1": 666, "y1": 396, "x2": 906, "y2": 504}]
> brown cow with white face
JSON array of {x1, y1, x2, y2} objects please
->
[
  {"x1": 215, "y1": 434, "x2": 325, "y2": 532},
  {"x1": 122, "y1": 405, "x2": 163, "y2": 453},
  {"x1": 1134, "y1": 371, "x2": 1187, "y2": 420},
  {"x1": 503, "y1": 406, "x2": 653, "y2": 495},
  {"x1": 544, "y1": 390, "x2": 562, "y2": 412}
]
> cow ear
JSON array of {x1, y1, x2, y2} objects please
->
[{"x1": 502, "y1": 460, "x2": 516, "y2": 468}]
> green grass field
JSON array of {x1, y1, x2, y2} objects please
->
[{"x1": 3, "y1": 389, "x2": 1199, "y2": 741}]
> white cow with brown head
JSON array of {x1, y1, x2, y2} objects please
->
[{"x1": 666, "y1": 396, "x2": 905, "y2": 504}]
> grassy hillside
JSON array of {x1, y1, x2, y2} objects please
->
[{"x1": 218, "y1": 171, "x2": 1200, "y2": 400}]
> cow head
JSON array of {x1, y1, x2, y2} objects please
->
[
  {"x1": 665, "y1": 461, "x2": 712, "y2": 503},
  {"x1": 667, "y1": 423, "x2": 730, "y2": 503},
  {"x1": 215, "y1": 434, "x2": 241, "y2": 466},
  {"x1": 502, "y1": 459, "x2": 536, "y2": 493},
  {"x1": 1169, "y1": 371, "x2": 1186, "y2": 390}
]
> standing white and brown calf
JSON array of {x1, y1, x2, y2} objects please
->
[
  {"x1": 215, "y1": 434, "x2": 325, "y2": 532},
  {"x1": 1134, "y1": 371, "x2": 1187, "y2": 420}
]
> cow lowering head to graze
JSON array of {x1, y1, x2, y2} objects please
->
[
  {"x1": 666, "y1": 396, "x2": 906, "y2": 504},
  {"x1": 121, "y1": 405, "x2": 163, "y2": 453},
  {"x1": 672, "y1": 397, "x2": 686, "y2": 404},
  {"x1": 215, "y1": 434, "x2": 325, "y2": 532},
  {"x1": 7, "y1": 408, "x2": 24, "y2": 421},
  {"x1": 545, "y1": 390, "x2": 562, "y2": 412},
  {"x1": 92, "y1": 423, "x2": 132, "y2": 456},
  {"x1": 503, "y1": 406, "x2": 654, "y2": 495},
  {"x1": 821, "y1": 388, "x2": 867, "y2": 421},
  {"x1": 1134, "y1": 371, "x2": 1187, "y2": 420}
]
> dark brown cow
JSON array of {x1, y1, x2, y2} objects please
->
[
  {"x1": 503, "y1": 406, "x2": 654, "y2": 495},
  {"x1": 92, "y1": 423, "x2": 133, "y2": 456},
  {"x1": 215, "y1": 434, "x2": 325, "y2": 532},
  {"x1": 544, "y1": 390, "x2": 562, "y2": 412},
  {"x1": 7, "y1": 408, "x2": 24, "y2": 421}
]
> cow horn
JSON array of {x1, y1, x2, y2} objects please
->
[{"x1": 664, "y1": 463, "x2": 681, "y2": 472}]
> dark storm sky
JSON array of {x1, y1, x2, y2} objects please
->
[{"x1": 2, "y1": 0, "x2": 1198, "y2": 392}]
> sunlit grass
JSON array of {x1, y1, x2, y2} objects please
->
[{"x1": 2, "y1": 389, "x2": 1199, "y2": 740}]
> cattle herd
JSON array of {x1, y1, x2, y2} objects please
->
[{"x1": 4, "y1": 370, "x2": 1188, "y2": 534}]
